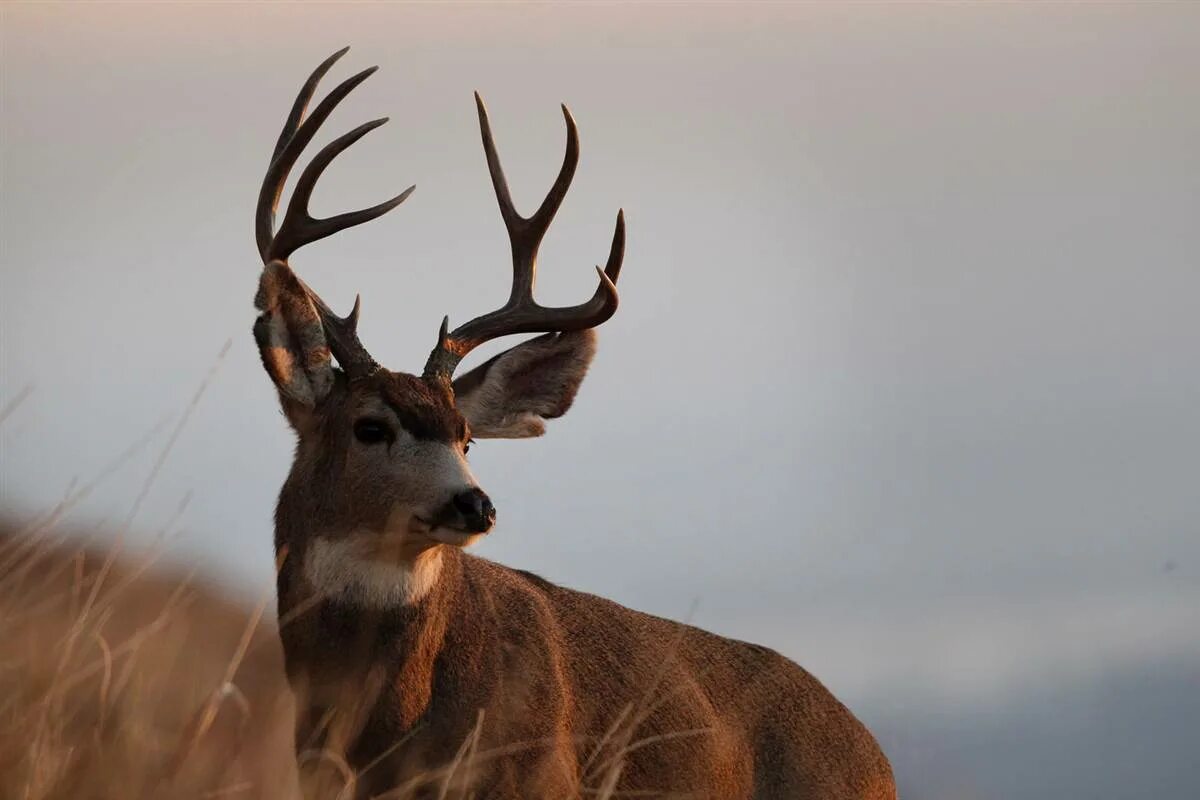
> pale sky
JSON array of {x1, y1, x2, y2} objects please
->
[{"x1": 2, "y1": 4, "x2": 1198, "y2": 798}]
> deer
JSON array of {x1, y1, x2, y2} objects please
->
[{"x1": 252, "y1": 48, "x2": 896, "y2": 800}]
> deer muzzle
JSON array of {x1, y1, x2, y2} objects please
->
[{"x1": 436, "y1": 487, "x2": 496, "y2": 534}]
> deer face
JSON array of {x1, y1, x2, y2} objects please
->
[
  {"x1": 290, "y1": 369, "x2": 486, "y2": 547},
  {"x1": 258, "y1": 251, "x2": 607, "y2": 544},
  {"x1": 262, "y1": 329, "x2": 599, "y2": 610},
  {"x1": 261, "y1": 266, "x2": 601, "y2": 553},
  {"x1": 253, "y1": 49, "x2": 623, "y2": 602}
]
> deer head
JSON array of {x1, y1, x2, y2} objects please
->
[{"x1": 253, "y1": 49, "x2": 624, "y2": 600}]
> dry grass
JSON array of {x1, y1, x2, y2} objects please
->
[
  {"x1": 0, "y1": 519, "x2": 297, "y2": 800},
  {"x1": 0, "y1": 522, "x2": 668, "y2": 800}
]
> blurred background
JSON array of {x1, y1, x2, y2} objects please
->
[{"x1": 2, "y1": 3, "x2": 1198, "y2": 798}]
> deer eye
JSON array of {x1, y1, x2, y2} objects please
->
[{"x1": 353, "y1": 418, "x2": 394, "y2": 446}]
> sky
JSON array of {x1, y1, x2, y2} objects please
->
[{"x1": 2, "y1": 3, "x2": 1199, "y2": 798}]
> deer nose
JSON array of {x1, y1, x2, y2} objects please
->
[{"x1": 451, "y1": 488, "x2": 495, "y2": 533}]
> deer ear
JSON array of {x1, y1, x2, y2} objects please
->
[
  {"x1": 253, "y1": 261, "x2": 335, "y2": 424},
  {"x1": 452, "y1": 330, "x2": 598, "y2": 439}
]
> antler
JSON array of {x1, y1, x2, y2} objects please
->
[
  {"x1": 423, "y1": 94, "x2": 625, "y2": 379},
  {"x1": 257, "y1": 47, "x2": 413, "y2": 379}
]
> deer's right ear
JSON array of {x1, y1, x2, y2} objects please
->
[{"x1": 253, "y1": 261, "x2": 334, "y2": 426}]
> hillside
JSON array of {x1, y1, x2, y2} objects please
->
[{"x1": 0, "y1": 519, "x2": 297, "y2": 799}]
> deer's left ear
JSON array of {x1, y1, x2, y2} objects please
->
[{"x1": 452, "y1": 330, "x2": 598, "y2": 439}]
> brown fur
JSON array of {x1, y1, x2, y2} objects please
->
[
  {"x1": 256, "y1": 314, "x2": 895, "y2": 797},
  {"x1": 275, "y1": 542, "x2": 895, "y2": 799}
]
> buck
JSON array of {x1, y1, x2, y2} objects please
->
[{"x1": 253, "y1": 49, "x2": 895, "y2": 799}]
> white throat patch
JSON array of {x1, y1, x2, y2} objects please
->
[{"x1": 304, "y1": 534, "x2": 443, "y2": 608}]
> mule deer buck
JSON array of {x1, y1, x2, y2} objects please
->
[{"x1": 253, "y1": 49, "x2": 895, "y2": 799}]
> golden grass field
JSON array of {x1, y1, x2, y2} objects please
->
[
  {"x1": 0, "y1": 518, "x2": 654, "y2": 800},
  {"x1": 0, "y1": 517, "x2": 299, "y2": 799}
]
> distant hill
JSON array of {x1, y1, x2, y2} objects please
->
[{"x1": 0, "y1": 518, "x2": 296, "y2": 800}]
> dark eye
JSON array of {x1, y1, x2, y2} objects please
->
[
  {"x1": 353, "y1": 418, "x2": 394, "y2": 446},
  {"x1": 463, "y1": 438, "x2": 475, "y2": 455}
]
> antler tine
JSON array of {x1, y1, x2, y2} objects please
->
[
  {"x1": 268, "y1": 118, "x2": 415, "y2": 262},
  {"x1": 256, "y1": 50, "x2": 376, "y2": 261},
  {"x1": 531, "y1": 105, "x2": 581, "y2": 238},
  {"x1": 475, "y1": 93, "x2": 580, "y2": 301},
  {"x1": 294, "y1": 278, "x2": 378, "y2": 378},
  {"x1": 423, "y1": 98, "x2": 624, "y2": 380},
  {"x1": 256, "y1": 48, "x2": 413, "y2": 380},
  {"x1": 474, "y1": 93, "x2": 521, "y2": 234},
  {"x1": 270, "y1": 46, "x2": 348, "y2": 166}
]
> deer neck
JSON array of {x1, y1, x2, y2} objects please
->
[
  {"x1": 283, "y1": 541, "x2": 465, "y2": 733},
  {"x1": 303, "y1": 531, "x2": 447, "y2": 608}
]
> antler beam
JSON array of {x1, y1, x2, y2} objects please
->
[{"x1": 423, "y1": 94, "x2": 625, "y2": 379}]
